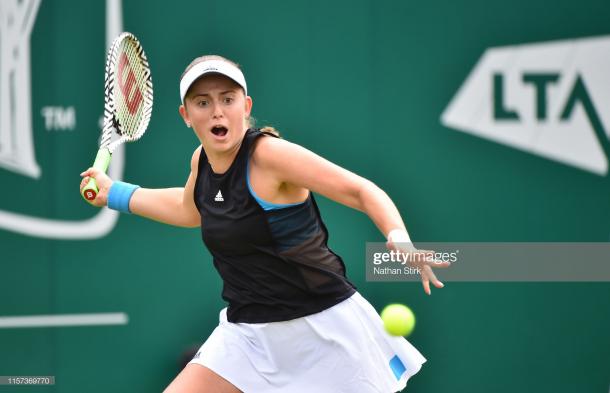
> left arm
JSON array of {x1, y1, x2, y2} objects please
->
[
  {"x1": 252, "y1": 137, "x2": 448, "y2": 294},
  {"x1": 253, "y1": 137, "x2": 403, "y2": 237}
]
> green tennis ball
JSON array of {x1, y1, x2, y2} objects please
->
[{"x1": 381, "y1": 304, "x2": 415, "y2": 337}]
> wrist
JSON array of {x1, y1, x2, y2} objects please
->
[
  {"x1": 387, "y1": 228, "x2": 411, "y2": 244},
  {"x1": 107, "y1": 181, "x2": 140, "y2": 214}
]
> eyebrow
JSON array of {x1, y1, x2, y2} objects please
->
[{"x1": 191, "y1": 90, "x2": 237, "y2": 98}]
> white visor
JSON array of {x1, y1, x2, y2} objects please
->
[{"x1": 179, "y1": 59, "x2": 248, "y2": 103}]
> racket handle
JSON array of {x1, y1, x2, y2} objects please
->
[{"x1": 81, "y1": 148, "x2": 112, "y2": 202}]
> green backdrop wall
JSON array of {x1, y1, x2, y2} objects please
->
[{"x1": 1, "y1": 0, "x2": 608, "y2": 392}]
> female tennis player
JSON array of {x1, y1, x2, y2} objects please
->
[{"x1": 80, "y1": 55, "x2": 448, "y2": 392}]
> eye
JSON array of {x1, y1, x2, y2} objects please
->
[
  {"x1": 196, "y1": 99, "x2": 208, "y2": 107},
  {"x1": 223, "y1": 97, "x2": 234, "y2": 104}
]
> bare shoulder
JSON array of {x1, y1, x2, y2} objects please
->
[
  {"x1": 251, "y1": 134, "x2": 304, "y2": 168},
  {"x1": 190, "y1": 145, "x2": 203, "y2": 173}
]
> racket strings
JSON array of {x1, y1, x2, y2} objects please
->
[{"x1": 114, "y1": 38, "x2": 152, "y2": 141}]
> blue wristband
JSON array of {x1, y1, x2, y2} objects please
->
[{"x1": 107, "y1": 181, "x2": 140, "y2": 214}]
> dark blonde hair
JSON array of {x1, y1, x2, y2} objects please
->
[
  {"x1": 250, "y1": 120, "x2": 280, "y2": 137},
  {"x1": 181, "y1": 55, "x2": 280, "y2": 137}
]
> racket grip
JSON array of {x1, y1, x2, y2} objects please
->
[{"x1": 81, "y1": 148, "x2": 112, "y2": 202}]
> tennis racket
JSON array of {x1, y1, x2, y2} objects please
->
[{"x1": 81, "y1": 32, "x2": 153, "y2": 202}]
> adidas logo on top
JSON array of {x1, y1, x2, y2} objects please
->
[{"x1": 214, "y1": 190, "x2": 224, "y2": 202}]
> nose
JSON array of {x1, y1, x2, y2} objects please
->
[{"x1": 212, "y1": 103, "x2": 223, "y2": 119}]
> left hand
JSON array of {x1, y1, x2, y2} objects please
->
[{"x1": 386, "y1": 237, "x2": 450, "y2": 295}]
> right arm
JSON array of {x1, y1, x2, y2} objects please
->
[{"x1": 79, "y1": 146, "x2": 202, "y2": 228}]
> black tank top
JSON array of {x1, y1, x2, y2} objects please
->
[{"x1": 194, "y1": 129, "x2": 356, "y2": 323}]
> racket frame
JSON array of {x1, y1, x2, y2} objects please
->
[{"x1": 82, "y1": 32, "x2": 152, "y2": 202}]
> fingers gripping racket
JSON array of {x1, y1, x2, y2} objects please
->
[{"x1": 82, "y1": 32, "x2": 153, "y2": 202}]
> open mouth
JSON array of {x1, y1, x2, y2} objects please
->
[{"x1": 211, "y1": 126, "x2": 228, "y2": 137}]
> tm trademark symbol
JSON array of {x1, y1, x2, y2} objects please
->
[{"x1": 41, "y1": 106, "x2": 76, "y2": 131}]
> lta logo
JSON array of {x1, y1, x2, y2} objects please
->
[{"x1": 442, "y1": 35, "x2": 610, "y2": 176}]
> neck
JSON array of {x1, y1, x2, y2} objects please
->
[{"x1": 204, "y1": 139, "x2": 243, "y2": 175}]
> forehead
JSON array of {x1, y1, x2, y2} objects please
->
[{"x1": 188, "y1": 73, "x2": 241, "y2": 94}]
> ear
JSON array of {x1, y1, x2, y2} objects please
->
[
  {"x1": 179, "y1": 104, "x2": 191, "y2": 127},
  {"x1": 244, "y1": 96, "x2": 253, "y2": 117}
]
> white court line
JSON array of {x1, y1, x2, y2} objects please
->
[{"x1": 0, "y1": 313, "x2": 128, "y2": 328}]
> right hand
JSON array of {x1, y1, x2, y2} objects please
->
[{"x1": 80, "y1": 167, "x2": 113, "y2": 207}]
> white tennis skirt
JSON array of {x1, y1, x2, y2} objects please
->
[{"x1": 189, "y1": 292, "x2": 426, "y2": 392}]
